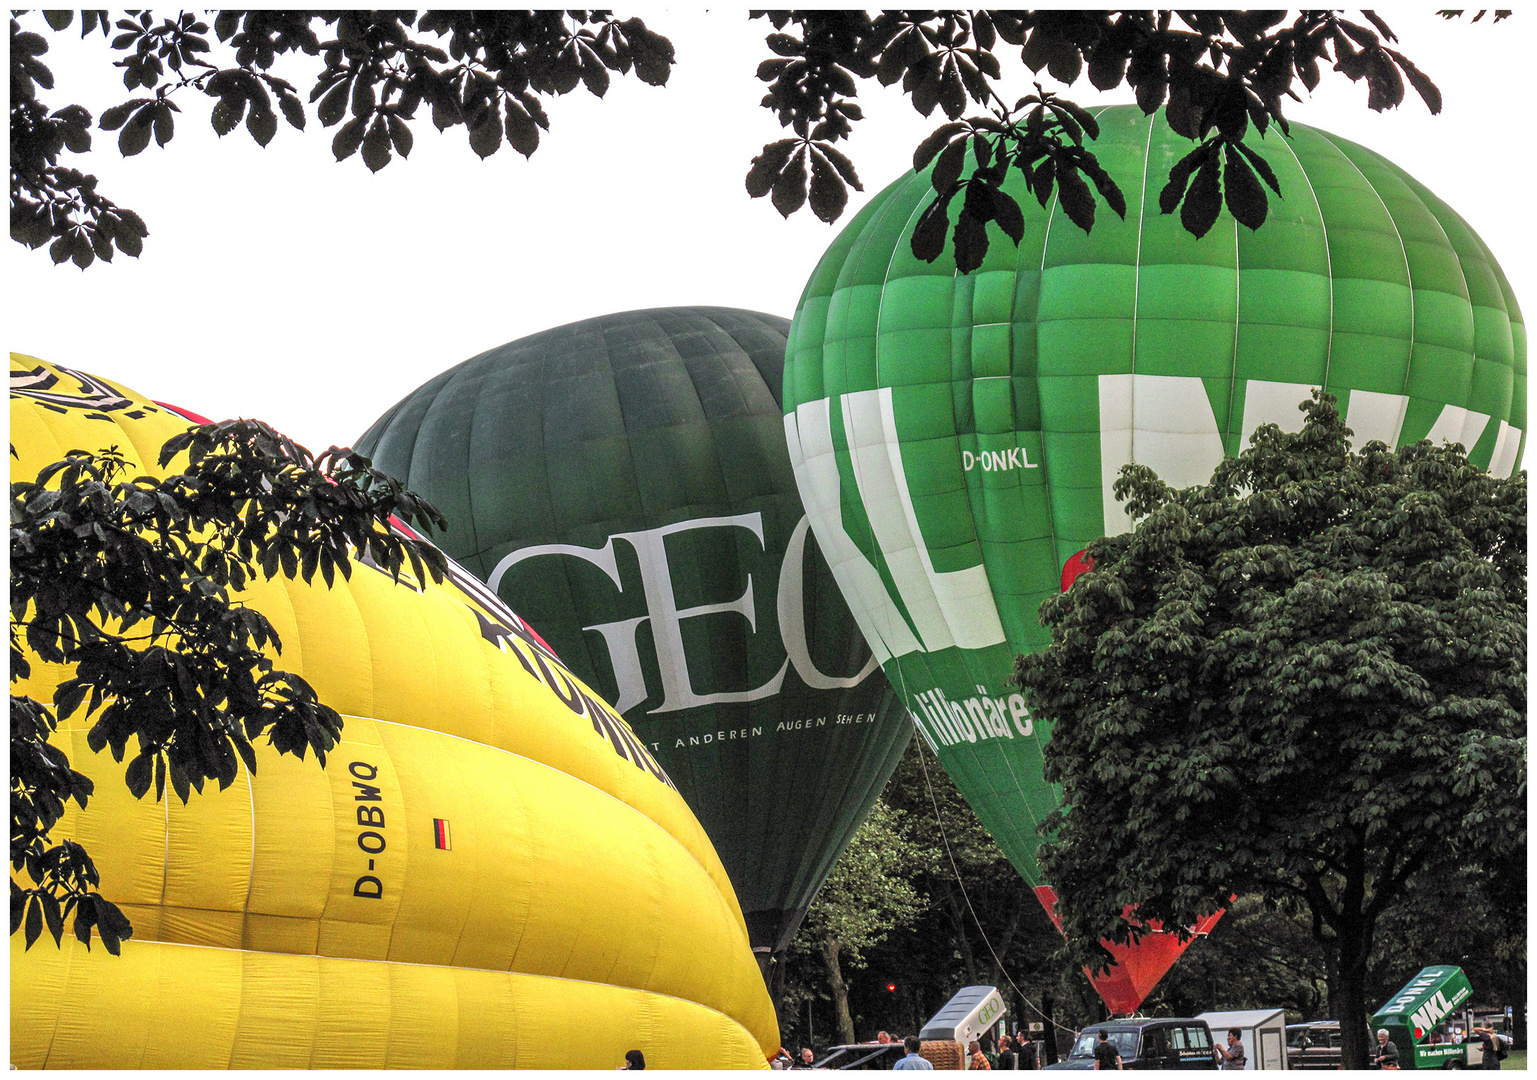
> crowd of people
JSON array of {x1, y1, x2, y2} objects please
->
[
  {"x1": 769, "y1": 1029, "x2": 1041, "y2": 1070},
  {"x1": 755, "y1": 1019, "x2": 1516, "y2": 1071}
]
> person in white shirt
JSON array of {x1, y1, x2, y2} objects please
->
[{"x1": 893, "y1": 1036, "x2": 934, "y2": 1070}]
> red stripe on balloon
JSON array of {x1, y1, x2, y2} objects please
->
[{"x1": 154, "y1": 401, "x2": 215, "y2": 425}]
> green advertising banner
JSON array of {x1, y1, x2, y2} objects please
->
[
  {"x1": 357, "y1": 307, "x2": 911, "y2": 956},
  {"x1": 783, "y1": 104, "x2": 1525, "y2": 937}
]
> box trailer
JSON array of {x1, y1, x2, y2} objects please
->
[
  {"x1": 1371, "y1": 965, "x2": 1474, "y2": 1069},
  {"x1": 1198, "y1": 1008, "x2": 1289, "y2": 1069}
]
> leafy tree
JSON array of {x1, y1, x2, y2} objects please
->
[
  {"x1": 1153, "y1": 874, "x2": 1526, "y2": 1027},
  {"x1": 10, "y1": 10, "x2": 674, "y2": 267},
  {"x1": 787, "y1": 798, "x2": 932, "y2": 1046},
  {"x1": 1143, "y1": 895, "x2": 1330, "y2": 1018},
  {"x1": 777, "y1": 736, "x2": 1088, "y2": 1055},
  {"x1": 881, "y1": 738, "x2": 1055, "y2": 994},
  {"x1": 879, "y1": 738, "x2": 1095, "y2": 1060},
  {"x1": 748, "y1": 10, "x2": 1443, "y2": 269},
  {"x1": 11, "y1": 418, "x2": 446, "y2": 953},
  {"x1": 1014, "y1": 392, "x2": 1525, "y2": 1069},
  {"x1": 12, "y1": 10, "x2": 1445, "y2": 273}
]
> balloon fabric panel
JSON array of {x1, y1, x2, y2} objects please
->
[
  {"x1": 10, "y1": 355, "x2": 778, "y2": 1066},
  {"x1": 26, "y1": 712, "x2": 772, "y2": 1047},
  {"x1": 11, "y1": 936, "x2": 771, "y2": 1069}
]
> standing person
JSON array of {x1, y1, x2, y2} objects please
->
[
  {"x1": 994, "y1": 1034, "x2": 1017, "y2": 1070},
  {"x1": 968, "y1": 1040, "x2": 991, "y2": 1070},
  {"x1": 1214, "y1": 1029, "x2": 1247, "y2": 1070},
  {"x1": 620, "y1": 1049, "x2": 645, "y2": 1070},
  {"x1": 876, "y1": 1031, "x2": 893, "y2": 1045},
  {"x1": 1373, "y1": 1029, "x2": 1400, "y2": 1069},
  {"x1": 894, "y1": 1036, "x2": 934, "y2": 1070},
  {"x1": 794, "y1": 1047, "x2": 817, "y2": 1069},
  {"x1": 1472, "y1": 1025, "x2": 1509, "y2": 1070},
  {"x1": 1093, "y1": 1031, "x2": 1121, "y2": 1071}
]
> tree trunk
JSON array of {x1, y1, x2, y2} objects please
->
[
  {"x1": 942, "y1": 891, "x2": 981, "y2": 984},
  {"x1": 1319, "y1": 878, "x2": 1376, "y2": 1070},
  {"x1": 1299, "y1": 843, "x2": 1385, "y2": 1071},
  {"x1": 1513, "y1": 980, "x2": 1526, "y2": 1059},
  {"x1": 820, "y1": 932, "x2": 857, "y2": 1046},
  {"x1": 1330, "y1": 948, "x2": 1373, "y2": 1070},
  {"x1": 984, "y1": 906, "x2": 1025, "y2": 987},
  {"x1": 1042, "y1": 991, "x2": 1059, "y2": 1065}
]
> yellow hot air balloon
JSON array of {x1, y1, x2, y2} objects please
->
[{"x1": 9, "y1": 354, "x2": 778, "y2": 1069}]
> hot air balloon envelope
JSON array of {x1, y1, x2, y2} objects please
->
[
  {"x1": 782, "y1": 105, "x2": 1524, "y2": 1011},
  {"x1": 356, "y1": 307, "x2": 913, "y2": 957},
  {"x1": 10, "y1": 355, "x2": 777, "y2": 1068}
]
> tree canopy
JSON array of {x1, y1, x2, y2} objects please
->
[
  {"x1": 748, "y1": 11, "x2": 1442, "y2": 269},
  {"x1": 11, "y1": 418, "x2": 446, "y2": 953},
  {"x1": 760, "y1": 730, "x2": 1523, "y2": 1053},
  {"x1": 787, "y1": 798, "x2": 932, "y2": 1047},
  {"x1": 10, "y1": 10, "x2": 674, "y2": 267},
  {"x1": 1013, "y1": 392, "x2": 1525, "y2": 1068},
  {"x1": 775, "y1": 736, "x2": 1091, "y2": 1054},
  {"x1": 12, "y1": 10, "x2": 1449, "y2": 273}
]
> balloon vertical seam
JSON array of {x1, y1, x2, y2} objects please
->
[
  {"x1": 398, "y1": 376, "x2": 445, "y2": 546},
  {"x1": 605, "y1": 318, "x2": 653, "y2": 527},
  {"x1": 873, "y1": 166, "x2": 939, "y2": 389},
  {"x1": 1390, "y1": 169, "x2": 1482, "y2": 403},
  {"x1": 1126, "y1": 105, "x2": 1155, "y2": 524},
  {"x1": 241, "y1": 763, "x2": 257, "y2": 950},
  {"x1": 1129, "y1": 104, "x2": 1152, "y2": 385},
  {"x1": 1229, "y1": 214, "x2": 1242, "y2": 447},
  {"x1": 454, "y1": 358, "x2": 489, "y2": 560},
  {"x1": 1272, "y1": 130, "x2": 1336, "y2": 393},
  {"x1": 1315, "y1": 128, "x2": 1418, "y2": 406},
  {"x1": 160, "y1": 776, "x2": 171, "y2": 909}
]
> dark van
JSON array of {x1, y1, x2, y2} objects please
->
[
  {"x1": 1286, "y1": 1022, "x2": 1344, "y2": 1069},
  {"x1": 1045, "y1": 1018, "x2": 1218, "y2": 1070},
  {"x1": 1285, "y1": 1021, "x2": 1383, "y2": 1069}
]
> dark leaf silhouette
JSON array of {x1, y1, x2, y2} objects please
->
[
  {"x1": 1223, "y1": 142, "x2": 1268, "y2": 229},
  {"x1": 1181, "y1": 155, "x2": 1223, "y2": 238},
  {"x1": 11, "y1": 10, "x2": 1443, "y2": 272},
  {"x1": 952, "y1": 203, "x2": 990, "y2": 273},
  {"x1": 746, "y1": 139, "x2": 797, "y2": 198},
  {"x1": 914, "y1": 122, "x2": 967, "y2": 171},
  {"x1": 911, "y1": 193, "x2": 953, "y2": 262},
  {"x1": 772, "y1": 145, "x2": 808, "y2": 218},
  {"x1": 809, "y1": 152, "x2": 847, "y2": 223}
]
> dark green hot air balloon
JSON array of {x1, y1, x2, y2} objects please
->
[{"x1": 357, "y1": 307, "x2": 911, "y2": 961}]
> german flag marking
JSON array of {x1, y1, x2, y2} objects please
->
[{"x1": 433, "y1": 818, "x2": 451, "y2": 851}]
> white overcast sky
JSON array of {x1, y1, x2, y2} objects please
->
[{"x1": 8, "y1": 10, "x2": 1532, "y2": 455}]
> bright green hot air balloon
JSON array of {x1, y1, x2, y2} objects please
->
[
  {"x1": 782, "y1": 105, "x2": 1524, "y2": 1012},
  {"x1": 357, "y1": 307, "x2": 911, "y2": 961}
]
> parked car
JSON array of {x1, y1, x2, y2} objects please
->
[
  {"x1": 1286, "y1": 1022, "x2": 1344, "y2": 1069},
  {"x1": 1044, "y1": 1018, "x2": 1217, "y2": 1070}
]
